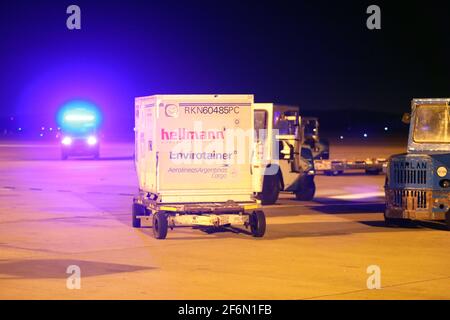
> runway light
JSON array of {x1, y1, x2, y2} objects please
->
[
  {"x1": 49, "y1": 127, "x2": 53, "y2": 131},
  {"x1": 87, "y1": 136, "x2": 97, "y2": 145},
  {"x1": 62, "y1": 136, "x2": 72, "y2": 145},
  {"x1": 384, "y1": 127, "x2": 388, "y2": 131},
  {"x1": 363, "y1": 133, "x2": 368, "y2": 138},
  {"x1": 340, "y1": 136, "x2": 344, "y2": 140},
  {"x1": 18, "y1": 128, "x2": 22, "y2": 131},
  {"x1": 39, "y1": 133, "x2": 44, "y2": 137},
  {"x1": 41, "y1": 126, "x2": 45, "y2": 131}
]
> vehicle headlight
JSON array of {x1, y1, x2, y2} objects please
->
[
  {"x1": 87, "y1": 136, "x2": 98, "y2": 145},
  {"x1": 61, "y1": 136, "x2": 72, "y2": 145},
  {"x1": 437, "y1": 166, "x2": 447, "y2": 177}
]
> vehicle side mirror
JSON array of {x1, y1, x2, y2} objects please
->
[{"x1": 402, "y1": 113, "x2": 411, "y2": 124}]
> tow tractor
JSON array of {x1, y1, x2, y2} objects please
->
[
  {"x1": 132, "y1": 94, "x2": 265, "y2": 239},
  {"x1": 253, "y1": 103, "x2": 316, "y2": 205},
  {"x1": 58, "y1": 104, "x2": 100, "y2": 160},
  {"x1": 385, "y1": 98, "x2": 450, "y2": 229}
]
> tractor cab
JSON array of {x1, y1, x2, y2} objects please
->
[
  {"x1": 302, "y1": 117, "x2": 329, "y2": 160},
  {"x1": 385, "y1": 98, "x2": 450, "y2": 229},
  {"x1": 253, "y1": 103, "x2": 316, "y2": 204}
]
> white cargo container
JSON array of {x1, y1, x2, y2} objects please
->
[{"x1": 132, "y1": 94, "x2": 265, "y2": 239}]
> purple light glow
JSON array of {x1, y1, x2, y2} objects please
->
[{"x1": 16, "y1": 59, "x2": 135, "y2": 140}]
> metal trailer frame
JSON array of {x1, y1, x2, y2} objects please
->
[
  {"x1": 132, "y1": 192, "x2": 266, "y2": 239},
  {"x1": 314, "y1": 158, "x2": 388, "y2": 176}
]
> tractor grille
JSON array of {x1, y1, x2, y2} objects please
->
[
  {"x1": 391, "y1": 159, "x2": 429, "y2": 185},
  {"x1": 393, "y1": 167, "x2": 427, "y2": 184},
  {"x1": 390, "y1": 189, "x2": 429, "y2": 210}
]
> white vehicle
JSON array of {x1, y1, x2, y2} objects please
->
[
  {"x1": 133, "y1": 94, "x2": 265, "y2": 239},
  {"x1": 253, "y1": 103, "x2": 316, "y2": 204}
]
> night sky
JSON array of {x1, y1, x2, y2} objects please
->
[{"x1": 1, "y1": 0, "x2": 449, "y2": 136}]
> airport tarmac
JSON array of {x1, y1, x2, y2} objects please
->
[{"x1": 0, "y1": 141, "x2": 449, "y2": 299}]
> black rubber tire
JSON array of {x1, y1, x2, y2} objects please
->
[
  {"x1": 325, "y1": 170, "x2": 342, "y2": 176},
  {"x1": 250, "y1": 211, "x2": 266, "y2": 237},
  {"x1": 132, "y1": 203, "x2": 145, "y2": 228},
  {"x1": 366, "y1": 169, "x2": 381, "y2": 175},
  {"x1": 318, "y1": 139, "x2": 330, "y2": 160},
  {"x1": 446, "y1": 212, "x2": 450, "y2": 231},
  {"x1": 384, "y1": 212, "x2": 411, "y2": 227},
  {"x1": 295, "y1": 177, "x2": 316, "y2": 201},
  {"x1": 152, "y1": 211, "x2": 168, "y2": 239},
  {"x1": 259, "y1": 174, "x2": 280, "y2": 205}
]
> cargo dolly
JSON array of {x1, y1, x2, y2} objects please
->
[
  {"x1": 134, "y1": 94, "x2": 265, "y2": 239},
  {"x1": 132, "y1": 193, "x2": 265, "y2": 239},
  {"x1": 314, "y1": 158, "x2": 388, "y2": 176}
]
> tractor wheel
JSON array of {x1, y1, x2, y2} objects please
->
[
  {"x1": 445, "y1": 211, "x2": 450, "y2": 231},
  {"x1": 295, "y1": 176, "x2": 316, "y2": 201},
  {"x1": 384, "y1": 211, "x2": 411, "y2": 227},
  {"x1": 259, "y1": 174, "x2": 280, "y2": 205}
]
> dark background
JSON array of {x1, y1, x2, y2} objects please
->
[{"x1": 1, "y1": 0, "x2": 449, "y2": 140}]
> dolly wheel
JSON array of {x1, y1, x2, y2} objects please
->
[
  {"x1": 132, "y1": 203, "x2": 145, "y2": 228},
  {"x1": 153, "y1": 212, "x2": 168, "y2": 239},
  {"x1": 250, "y1": 211, "x2": 266, "y2": 237}
]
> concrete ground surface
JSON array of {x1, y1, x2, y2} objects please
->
[{"x1": 0, "y1": 141, "x2": 449, "y2": 300}]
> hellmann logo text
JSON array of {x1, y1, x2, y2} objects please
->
[{"x1": 161, "y1": 128, "x2": 225, "y2": 140}]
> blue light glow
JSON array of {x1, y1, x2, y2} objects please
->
[{"x1": 57, "y1": 100, "x2": 102, "y2": 134}]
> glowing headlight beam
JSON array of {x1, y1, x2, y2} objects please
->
[
  {"x1": 62, "y1": 136, "x2": 73, "y2": 145},
  {"x1": 87, "y1": 136, "x2": 98, "y2": 145}
]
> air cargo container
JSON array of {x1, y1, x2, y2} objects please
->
[{"x1": 132, "y1": 94, "x2": 265, "y2": 239}]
